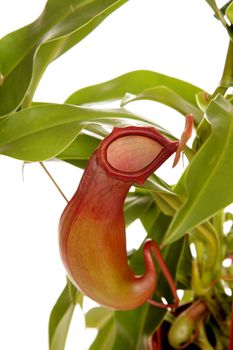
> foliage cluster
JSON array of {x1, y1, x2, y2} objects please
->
[{"x1": 1, "y1": 1, "x2": 233, "y2": 349}]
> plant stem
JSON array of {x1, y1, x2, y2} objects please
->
[
  {"x1": 212, "y1": 40, "x2": 233, "y2": 98},
  {"x1": 220, "y1": 40, "x2": 233, "y2": 86},
  {"x1": 205, "y1": 0, "x2": 228, "y2": 29},
  {"x1": 195, "y1": 320, "x2": 214, "y2": 350},
  {"x1": 39, "y1": 162, "x2": 69, "y2": 203}
]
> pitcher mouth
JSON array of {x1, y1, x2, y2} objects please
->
[{"x1": 97, "y1": 126, "x2": 179, "y2": 184}]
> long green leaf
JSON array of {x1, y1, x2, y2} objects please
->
[
  {"x1": 86, "y1": 307, "x2": 114, "y2": 329},
  {"x1": 57, "y1": 133, "x2": 101, "y2": 161},
  {"x1": 0, "y1": 0, "x2": 128, "y2": 116},
  {"x1": 163, "y1": 94, "x2": 233, "y2": 244},
  {"x1": 112, "y1": 306, "x2": 149, "y2": 350},
  {"x1": 66, "y1": 70, "x2": 202, "y2": 113},
  {"x1": 90, "y1": 319, "x2": 116, "y2": 350},
  {"x1": 176, "y1": 239, "x2": 192, "y2": 289},
  {"x1": 121, "y1": 86, "x2": 202, "y2": 123},
  {"x1": 0, "y1": 0, "x2": 127, "y2": 75},
  {"x1": 23, "y1": 0, "x2": 128, "y2": 106},
  {"x1": 57, "y1": 126, "x2": 106, "y2": 168},
  {"x1": 124, "y1": 192, "x2": 153, "y2": 227},
  {"x1": 49, "y1": 280, "x2": 82, "y2": 350},
  {"x1": 0, "y1": 104, "x2": 150, "y2": 161}
]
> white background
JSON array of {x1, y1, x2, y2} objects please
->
[{"x1": 0, "y1": 0, "x2": 229, "y2": 349}]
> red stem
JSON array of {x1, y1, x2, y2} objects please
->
[
  {"x1": 147, "y1": 327, "x2": 162, "y2": 350},
  {"x1": 145, "y1": 240, "x2": 179, "y2": 308}
]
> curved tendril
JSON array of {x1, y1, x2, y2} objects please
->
[{"x1": 145, "y1": 240, "x2": 179, "y2": 309}]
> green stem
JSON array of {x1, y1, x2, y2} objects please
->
[
  {"x1": 191, "y1": 223, "x2": 220, "y2": 272},
  {"x1": 220, "y1": 40, "x2": 233, "y2": 87},
  {"x1": 205, "y1": 0, "x2": 228, "y2": 29},
  {"x1": 212, "y1": 40, "x2": 233, "y2": 98}
]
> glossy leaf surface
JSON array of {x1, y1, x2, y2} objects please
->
[
  {"x1": 164, "y1": 94, "x2": 233, "y2": 244},
  {"x1": 0, "y1": 104, "x2": 149, "y2": 161},
  {"x1": 86, "y1": 307, "x2": 114, "y2": 330},
  {"x1": 49, "y1": 280, "x2": 82, "y2": 350},
  {"x1": 90, "y1": 319, "x2": 116, "y2": 350},
  {"x1": 124, "y1": 192, "x2": 153, "y2": 227},
  {"x1": 0, "y1": 0, "x2": 128, "y2": 116},
  {"x1": 57, "y1": 133, "x2": 101, "y2": 161},
  {"x1": 121, "y1": 86, "x2": 202, "y2": 123},
  {"x1": 66, "y1": 70, "x2": 202, "y2": 112}
]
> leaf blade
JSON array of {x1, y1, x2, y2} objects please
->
[
  {"x1": 0, "y1": 0, "x2": 128, "y2": 116},
  {"x1": 49, "y1": 280, "x2": 82, "y2": 350},
  {"x1": 121, "y1": 86, "x2": 202, "y2": 122},
  {"x1": 66, "y1": 70, "x2": 203, "y2": 112},
  {"x1": 86, "y1": 307, "x2": 114, "y2": 329},
  {"x1": 0, "y1": 104, "x2": 150, "y2": 161},
  {"x1": 163, "y1": 94, "x2": 233, "y2": 244}
]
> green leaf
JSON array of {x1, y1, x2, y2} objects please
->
[
  {"x1": 151, "y1": 192, "x2": 177, "y2": 216},
  {"x1": 49, "y1": 280, "x2": 82, "y2": 350},
  {"x1": 66, "y1": 70, "x2": 202, "y2": 112},
  {"x1": 139, "y1": 173, "x2": 184, "y2": 217},
  {"x1": 140, "y1": 200, "x2": 161, "y2": 233},
  {"x1": 163, "y1": 94, "x2": 233, "y2": 245},
  {"x1": 124, "y1": 192, "x2": 153, "y2": 227},
  {"x1": 0, "y1": 0, "x2": 128, "y2": 116},
  {"x1": 24, "y1": 0, "x2": 128, "y2": 107},
  {"x1": 195, "y1": 91, "x2": 211, "y2": 112},
  {"x1": 225, "y1": 1, "x2": 233, "y2": 23},
  {"x1": 57, "y1": 133, "x2": 101, "y2": 161},
  {"x1": 90, "y1": 319, "x2": 116, "y2": 350},
  {"x1": 57, "y1": 126, "x2": 108, "y2": 168},
  {"x1": 63, "y1": 159, "x2": 89, "y2": 169},
  {"x1": 140, "y1": 174, "x2": 176, "y2": 194},
  {"x1": 205, "y1": 0, "x2": 228, "y2": 28},
  {"x1": 112, "y1": 306, "x2": 149, "y2": 350},
  {"x1": 86, "y1": 307, "x2": 114, "y2": 329},
  {"x1": 176, "y1": 239, "x2": 192, "y2": 289},
  {"x1": 121, "y1": 86, "x2": 202, "y2": 123},
  {"x1": 0, "y1": 104, "x2": 149, "y2": 161},
  {"x1": 147, "y1": 175, "x2": 186, "y2": 218}
]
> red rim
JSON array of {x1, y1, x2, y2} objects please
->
[{"x1": 97, "y1": 126, "x2": 178, "y2": 184}]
